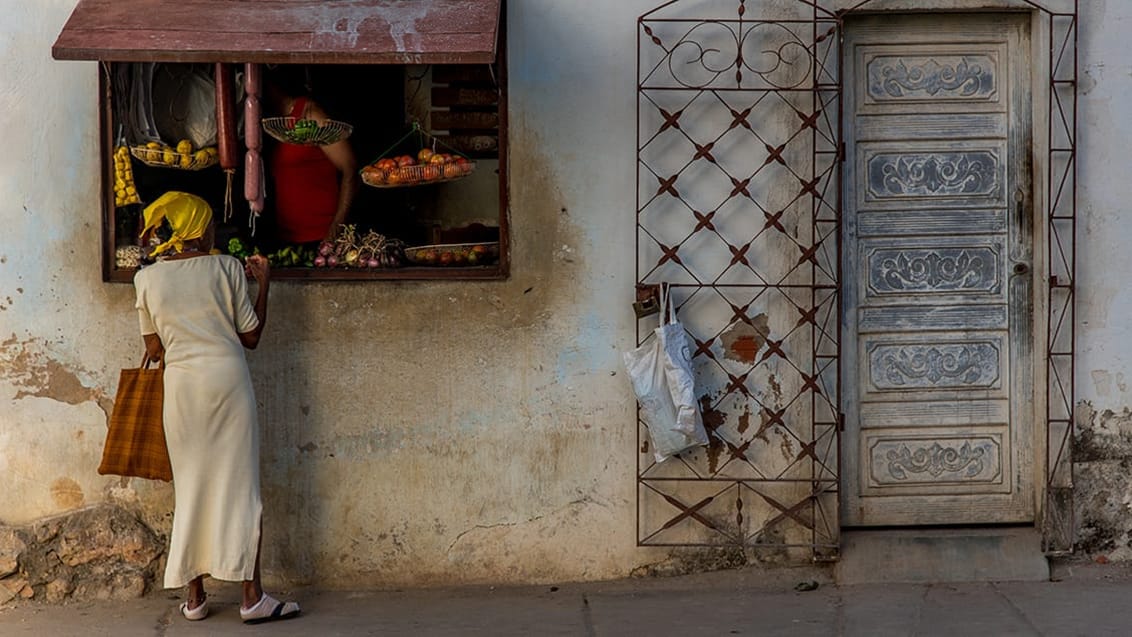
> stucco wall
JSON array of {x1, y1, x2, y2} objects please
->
[
  {"x1": 4, "y1": 0, "x2": 1132, "y2": 593},
  {"x1": 1073, "y1": 0, "x2": 1132, "y2": 558},
  {"x1": 0, "y1": 0, "x2": 677, "y2": 589}
]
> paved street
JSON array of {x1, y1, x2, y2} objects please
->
[{"x1": 0, "y1": 559, "x2": 1128, "y2": 636}]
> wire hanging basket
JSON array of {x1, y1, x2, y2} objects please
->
[
  {"x1": 359, "y1": 122, "x2": 476, "y2": 189},
  {"x1": 129, "y1": 145, "x2": 219, "y2": 171},
  {"x1": 262, "y1": 117, "x2": 353, "y2": 146}
]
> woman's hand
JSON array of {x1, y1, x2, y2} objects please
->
[
  {"x1": 245, "y1": 254, "x2": 271, "y2": 286},
  {"x1": 143, "y1": 333, "x2": 164, "y2": 365}
]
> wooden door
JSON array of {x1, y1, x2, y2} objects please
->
[{"x1": 842, "y1": 13, "x2": 1035, "y2": 526}]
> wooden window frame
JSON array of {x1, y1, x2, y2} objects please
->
[{"x1": 97, "y1": 42, "x2": 509, "y2": 283}]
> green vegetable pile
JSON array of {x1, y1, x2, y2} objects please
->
[
  {"x1": 227, "y1": 237, "x2": 256, "y2": 260},
  {"x1": 285, "y1": 119, "x2": 320, "y2": 144},
  {"x1": 265, "y1": 244, "x2": 318, "y2": 267}
]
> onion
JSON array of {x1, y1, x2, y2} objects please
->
[
  {"x1": 367, "y1": 258, "x2": 380, "y2": 268},
  {"x1": 318, "y1": 242, "x2": 333, "y2": 257},
  {"x1": 314, "y1": 256, "x2": 326, "y2": 267},
  {"x1": 327, "y1": 255, "x2": 339, "y2": 267}
]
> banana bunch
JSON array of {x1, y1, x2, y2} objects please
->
[
  {"x1": 140, "y1": 140, "x2": 218, "y2": 170},
  {"x1": 113, "y1": 145, "x2": 141, "y2": 207}
]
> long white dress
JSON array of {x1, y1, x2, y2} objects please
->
[{"x1": 134, "y1": 254, "x2": 262, "y2": 588}]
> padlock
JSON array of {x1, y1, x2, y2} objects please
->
[{"x1": 633, "y1": 284, "x2": 660, "y2": 318}]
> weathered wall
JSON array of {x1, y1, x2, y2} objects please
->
[
  {"x1": 4, "y1": 0, "x2": 1131, "y2": 600},
  {"x1": 1072, "y1": 0, "x2": 1132, "y2": 559},
  {"x1": 0, "y1": 0, "x2": 684, "y2": 595}
]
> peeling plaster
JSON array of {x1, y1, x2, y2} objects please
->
[
  {"x1": 1091, "y1": 370, "x2": 1129, "y2": 399},
  {"x1": 49, "y1": 478, "x2": 85, "y2": 510},
  {"x1": 0, "y1": 336, "x2": 112, "y2": 416},
  {"x1": 720, "y1": 314, "x2": 770, "y2": 364}
]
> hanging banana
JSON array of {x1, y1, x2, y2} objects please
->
[{"x1": 113, "y1": 145, "x2": 141, "y2": 207}]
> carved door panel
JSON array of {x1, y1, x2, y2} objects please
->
[{"x1": 842, "y1": 14, "x2": 1034, "y2": 526}]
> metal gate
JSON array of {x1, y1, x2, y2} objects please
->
[{"x1": 635, "y1": 0, "x2": 1078, "y2": 558}]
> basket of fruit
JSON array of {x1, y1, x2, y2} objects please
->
[
  {"x1": 361, "y1": 148, "x2": 475, "y2": 188},
  {"x1": 131, "y1": 140, "x2": 219, "y2": 171},
  {"x1": 403, "y1": 242, "x2": 499, "y2": 267},
  {"x1": 262, "y1": 117, "x2": 353, "y2": 146}
]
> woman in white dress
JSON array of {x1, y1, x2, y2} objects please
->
[{"x1": 133, "y1": 191, "x2": 300, "y2": 624}]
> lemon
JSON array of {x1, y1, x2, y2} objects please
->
[
  {"x1": 163, "y1": 149, "x2": 176, "y2": 165},
  {"x1": 126, "y1": 185, "x2": 137, "y2": 196},
  {"x1": 176, "y1": 139, "x2": 193, "y2": 155},
  {"x1": 179, "y1": 155, "x2": 193, "y2": 169},
  {"x1": 146, "y1": 141, "x2": 162, "y2": 150},
  {"x1": 193, "y1": 150, "x2": 211, "y2": 165}
]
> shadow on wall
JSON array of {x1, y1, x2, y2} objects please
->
[{"x1": 249, "y1": 287, "x2": 320, "y2": 587}]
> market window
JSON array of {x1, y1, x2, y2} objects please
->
[{"x1": 52, "y1": 0, "x2": 507, "y2": 282}]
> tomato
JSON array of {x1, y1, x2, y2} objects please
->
[
  {"x1": 418, "y1": 148, "x2": 434, "y2": 163},
  {"x1": 396, "y1": 155, "x2": 416, "y2": 167},
  {"x1": 442, "y1": 163, "x2": 463, "y2": 179},
  {"x1": 362, "y1": 165, "x2": 385, "y2": 184}
]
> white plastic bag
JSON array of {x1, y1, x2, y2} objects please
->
[{"x1": 623, "y1": 284, "x2": 709, "y2": 462}]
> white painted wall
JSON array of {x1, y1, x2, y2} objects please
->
[
  {"x1": 1077, "y1": 0, "x2": 1132, "y2": 409},
  {"x1": 3, "y1": 0, "x2": 1130, "y2": 588}
]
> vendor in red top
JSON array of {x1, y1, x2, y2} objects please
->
[{"x1": 265, "y1": 67, "x2": 358, "y2": 246}]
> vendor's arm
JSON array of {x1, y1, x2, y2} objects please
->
[
  {"x1": 322, "y1": 140, "x2": 358, "y2": 243},
  {"x1": 308, "y1": 102, "x2": 358, "y2": 243}
]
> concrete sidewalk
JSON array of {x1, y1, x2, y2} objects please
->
[{"x1": 1, "y1": 559, "x2": 1129, "y2": 636}]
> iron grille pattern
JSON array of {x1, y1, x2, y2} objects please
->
[{"x1": 635, "y1": 0, "x2": 1078, "y2": 558}]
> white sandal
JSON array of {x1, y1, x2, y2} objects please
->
[
  {"x1": 179, "y1": 598, "x2": 209, "y2": 621},
  {"x1": 240, "y1": 593, "x2": 301, "y2": 624}
]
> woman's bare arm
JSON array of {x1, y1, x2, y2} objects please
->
[{"x1": 238, "y1": 255, "x2": 271, "y2": 349}]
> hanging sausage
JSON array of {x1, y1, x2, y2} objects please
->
[
  {"x1": 243, "y1": 63, "x2": 265, "y2": 234},
  {"x1": 214, "y1": 62, "x2": 239, "y2": 221}
]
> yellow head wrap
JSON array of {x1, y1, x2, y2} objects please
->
[{"x1": 140, "y1": 191, "x2": 214, "y2": 257}]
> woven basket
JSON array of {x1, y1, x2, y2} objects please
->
[
  {"x1": 262, "y1": 117, "x2": 353, "y2": 146},
  {"x1": 130, "y1": 146, "x2": 218, "y2": 171},
  {"x1": 403, "y1": 241, "x2": 499, "y2": 266},
  {"x1": 361, "y1": 161, "x2": 476, "y2": 189}
]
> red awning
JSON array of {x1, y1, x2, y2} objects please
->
[{"x1": 52, "y1": 0, "x2": 501, "y2": 64}]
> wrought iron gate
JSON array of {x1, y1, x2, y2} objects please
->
[{"x1": 635, "y1": 0, "x2": 1077, "y2": 558}]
